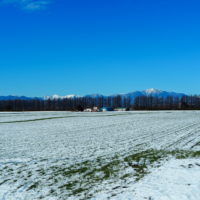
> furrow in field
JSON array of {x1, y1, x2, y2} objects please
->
[
  {"x1": 1, "y1": 111, "x2": 200, "y2": 200},
  {"x1": 163, "y1": 124, "x2": 200, "y2": 149}
]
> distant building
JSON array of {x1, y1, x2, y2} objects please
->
[
  {"x1": 114, "y1": 107, "x2": 126, "y2": 111},
  {"x1": 84, "y1": 108, "x2": 92, "y2": 112},
  {"x1": 84, "y1": 107, "x2": 99, "y2": 112},
  {"x1": 99, "y1": 107, "x2": 114, "y2": 112},
  {"x1": 92, "y1": 107, "x2": 99, "y2": 112}
]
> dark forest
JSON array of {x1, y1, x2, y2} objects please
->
[{"x1": 1, "y1": 95, "x2": 200, "y2": 111}]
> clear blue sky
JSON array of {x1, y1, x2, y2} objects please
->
[{"x1": 0, "y1": 0, "x2": 200, "y2": 96}]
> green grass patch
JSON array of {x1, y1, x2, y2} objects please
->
[{"x1": 2, "y1": 148, "x2": 199, "y2": 199}]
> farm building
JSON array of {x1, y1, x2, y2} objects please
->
[
  {"x1": 114, "y1": 107, "x2": 126, "y2": 111},
  {"x1": 99, "y1": 107, "x2": 114, "y2": 112},
  {"x1": 92, "y1": 107, "x2": 99, "y2": 112},
  {"x1": 84, "y1": 107, "x2": 99, "y2": 112},
  {"x1": 84, "y1": 108, "x2": 92, "y2": 112}
]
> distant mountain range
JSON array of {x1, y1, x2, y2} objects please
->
[
  {"x1": 117, "y1": 88, "x2": 186, "y2": 100},
  {"x1": 0, "y1": 89, "x2": 186, "y2": 101},
  {"x1": 0, "y1": 95, "x2": 42, "y2": 101}
]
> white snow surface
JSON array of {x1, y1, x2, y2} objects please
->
[
  {"x1": 94, "y1": 158, "x2": 200, "y2": 200},
  {"x1": 0, "y1": 111, "x2": 200, "y2": 200}
]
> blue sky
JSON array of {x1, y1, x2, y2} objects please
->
[{"x1": 0, "y1": 0, "x2": 200, "y2": 96}]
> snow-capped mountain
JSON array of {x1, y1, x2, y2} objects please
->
[
  {"x1": 46, "y1": 89, "x2": 186, "y2": 100},
  {"x1": 124, "y1": 88, "x2": 185, "y2": 99},
  {"x1": 0, "y1": 89, "x2": 186, "y2": 101},
  {"x1": 145, "y1": 88, "x2": 162, "y2": 95},
  {"x1": 144, "y1": 88, "x2": 185, "y2": 97},
  {"x1": 108, "y1": 88, "x2": 185, "y2": 103},
  {"x1": 44, "y1": 94, "x2": 79, "y2": 100}
]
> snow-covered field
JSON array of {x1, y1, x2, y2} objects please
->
[{"x1": 0, "y1": 111, "x2": 200, "y2": 200}]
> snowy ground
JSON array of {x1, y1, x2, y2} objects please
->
[{"x1": 0, "y1": 111, "x2": 200, "y2": 200}]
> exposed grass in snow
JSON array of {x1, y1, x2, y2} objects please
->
[
  {"x1": 0, "y1": 111, "x2": 164, "y2": 124},
  {"x1": 0, "y1": 116, "x2": 68, "y2": 123},
  {"x1": 1, "y1": 149, "x2": 199, "y2": 199}
]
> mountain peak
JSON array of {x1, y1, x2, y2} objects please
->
[
  {"x1": 144, "y1": 88, "x2": 162, "y2": 94},
  {"x1": 44, "y1": 94, "x2": 78, "y2": 100}
]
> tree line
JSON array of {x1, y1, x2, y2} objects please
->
[{"x1": 0, "y1": 95, "x2": 200, "y2": 111}]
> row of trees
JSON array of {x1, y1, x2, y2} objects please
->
[
  {"x1": 134, "y1": 96, "x2": 200, "y2": 110},
  {"x1": 0, "y1": 95, "x2": 200, "y2": 111}
]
